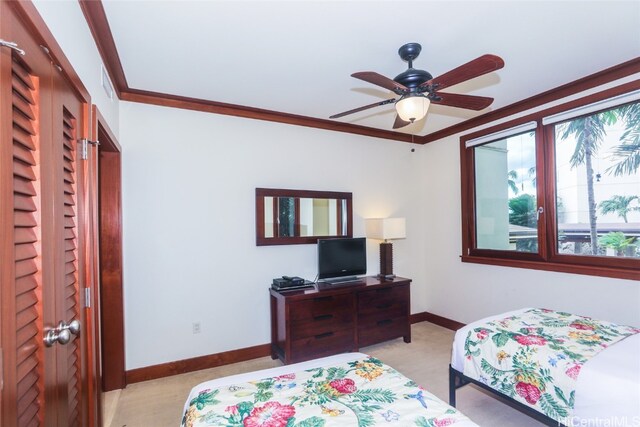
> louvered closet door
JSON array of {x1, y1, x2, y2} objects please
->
[
  {"x1": 1, "y1": 2, "x2": 89, "y2": 425},
  {"x1": 53, "y1": 99, "x2": 85, "y2": 427},
  {"x1": 0, "y1": 15, "x2": 51, "y2": 424},
  {"x1": 10, "y1": 49, "x2": 44, "y2": 427}
]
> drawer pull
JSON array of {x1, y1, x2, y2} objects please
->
[
  {"x1": 377, "y1": 319, "x2": 393, "y2": 326},
  {"x1": 314, "y1": 332, "x2": 334, "y2": 339},
  {"x1": 313, "y1": 296, "x2": 333, "y2": 302},
  {"x1": 376, "y1": 303, "x2": 392, "y2": 309},
  {"x1": 313, "y1": 314, "x2": 334, "y2": 321}
]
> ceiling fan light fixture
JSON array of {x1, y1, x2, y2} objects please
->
[
  {"x1": 395, "y1": 95, "x2": 430, "y2": 123},
  {"x1": 330, "y1": 46, "x2": 504, "y2": 129}
]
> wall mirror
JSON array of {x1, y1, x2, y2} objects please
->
[{"x1": 256, "y1": 188, "x2": 353, "y2": 245}]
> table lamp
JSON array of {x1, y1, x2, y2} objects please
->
[{"x1": 365, "y1": 218, "x2": 406, "y2": 279}]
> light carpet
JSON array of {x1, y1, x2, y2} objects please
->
[{"x1": 105, "y1": 322, "x2": 543, "y2": 426}]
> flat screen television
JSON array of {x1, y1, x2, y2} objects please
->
[{"x1": 317, "y1": 237, "x2": 366, "y2": 282}]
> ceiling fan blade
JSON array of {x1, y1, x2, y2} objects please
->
[
  {"x1": 432, "y1": 92, "x2": 494, "y2": 110},
  {"x1": 329, "y1": 98, "x2": 396, "y2": 119},
  {"x1": 392, "y1": 115, "x2": 411, "y2": 129},
  {"x1": 422, "y1": 54, "x2": 504, "y2": 91},
  {"x1": 352, "y1": 72, "x2": 408, "y2": 93}
]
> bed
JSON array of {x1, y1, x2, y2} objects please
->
[
  {"x1": 449, "y1": 308, "x2": 640, "y2": 427},
  {"x1": 181, "y1": 352, "x2": 478, "y2": 426}
]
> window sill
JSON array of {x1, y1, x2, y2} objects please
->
[{"x1": 460, "y1": 255, "x2": 640, "y2": 281}]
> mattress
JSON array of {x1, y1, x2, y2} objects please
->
[
  {"x1": 452, "y1": 308, "x2": 640, "y2": 425},
  {"x1": 182, "y1": 352, "x2": 479, "y2": 426}
]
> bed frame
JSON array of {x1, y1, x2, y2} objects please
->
[{"x1": 449, "y1": 365, "x2": 568, "y2": 427}]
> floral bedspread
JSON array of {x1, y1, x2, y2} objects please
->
[
  {"x1": 463, "y1": 308, "x2": 639, "y2": 422},
  {"x1": 182, "y1": 356, "x2": 473, "y2": 427}
]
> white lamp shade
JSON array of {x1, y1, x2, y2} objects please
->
[
  {"x1": 366, "y1": 218, "x2": 406, "y2": 240},
  {"x1": 395, "y1": 96, "x2": 430, "y2": 122}
]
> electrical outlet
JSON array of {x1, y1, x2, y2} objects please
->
[{"x1": 192, "y1": 322, "x2": 201, "y2": 334}]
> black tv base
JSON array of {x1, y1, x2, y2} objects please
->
[
  {"x1": 317, "y1": 276, "x2": 365, "y2": 289},
  {"x1": 319, "y1": 275, "x2": 358, "y2": 283}
]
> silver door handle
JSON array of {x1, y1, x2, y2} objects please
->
[
  {"x1": 59, "y1": 319, "x2": 81, "y2": 336},
  {"x1": 43, "y1": 319, "x2": 80, "y2": 347},
  {"x1": 44, "y1": 327, "x2": 71, "y2": 347}
]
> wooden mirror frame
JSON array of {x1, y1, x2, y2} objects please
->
[{"x1": 256, "y1": 188, "x2": 353, "y2": 246}]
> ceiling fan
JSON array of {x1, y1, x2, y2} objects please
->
[{"x1": 330, "y1": 43, "x2": 505, "y2": 129}]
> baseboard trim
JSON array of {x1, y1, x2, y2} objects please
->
[
  {"x1": 125, "y1": 343, "x2": 272, "y2": 384},
  {"x1": 410, "y1": 311, "x2": 466, "y2": 331},
  {"x1": 126, "y1": 313, "x2": 463, "y2": 385}
]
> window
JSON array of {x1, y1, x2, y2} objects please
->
[
  {"x1": 461, "y1": 88, "x2": 640, "y2": 280},
  {"x1": 473, "y1": 125, "x2": 539, "y2": 253},
  {"x1": 552, "y1": 104, "x2": 640, "y2": 260}
]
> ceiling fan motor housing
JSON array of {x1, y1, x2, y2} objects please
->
[
  {"x1": 394, "y1": 68, "x2": 433, "y2": 90},
  {"x1": 394, "y1": 43, "x2": 433, "y2": 91}
]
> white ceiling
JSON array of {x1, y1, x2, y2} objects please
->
[{"x1": 102, "y1": 1, "x2": 640, "y2": 136}]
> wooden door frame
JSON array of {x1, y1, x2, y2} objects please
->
[
  {"x1": 82, "y1": 104, "x2": 102, "y2": 426},
  {"x1": 93, "y1": 106, "x2": 126, "y2": 391}
]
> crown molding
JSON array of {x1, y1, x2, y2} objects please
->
[
  {"x1": 418, "y1": 57, "x2": 640, "y2": 144},
  {"x1": 120, "y1": 89, "x2": 415, "y2": 142},
  {"x1": 79, "y1": 0, "x2": 640, "y2": 145},
  {"x1": 77, "y1": 0, "x2": 415, "y2": 143},
  {"x1": 79, "y1": 0, "x2": 127, "y2": 97}
]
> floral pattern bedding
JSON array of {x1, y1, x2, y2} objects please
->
[
  {"x1": 463, "y1": 308, "x2": 639, "y2": 422},
  {"x1": 182, "y1": 356, "x2": 473, "y2": 427}
]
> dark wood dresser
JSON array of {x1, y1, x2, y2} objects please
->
[{"x1": 269, "y1": 276, "x2": 411, "y2": 364}]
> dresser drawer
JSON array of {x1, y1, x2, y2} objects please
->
[
  {"x1": 290, "y1": 311, "x2": 354, "y2": 340},
  {"x1": 290, "y1": 293, "x2": 354, "y2": 321},
  {"x1": 358, "y1": 316, "x2": 409, "y2": 348},
  {"x1": 290, "y1": 328, "x2": 354, "y2": 363},
  {"x1": 358, "y1": 305, "x2": 408, "y2": 327},
  {"x1": 358, "y1": 285, "x2": 409, "y2": 316}
]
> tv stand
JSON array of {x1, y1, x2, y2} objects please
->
[{"x1": 269, "y1": 276, "x2": 411, "y2": 364}]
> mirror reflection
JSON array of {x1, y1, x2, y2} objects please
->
[
  {"x1": 264, "y1": 197, "x2": 348, "y2": 238},
  {"x1": 256, "y1": 188, "x2": 352, "y2": 245}
]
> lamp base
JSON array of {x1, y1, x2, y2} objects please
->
[
  {"x1": 376, "y1": 274, "x2": 396, "y2": 281},
  {"x1": 379, "y1": 242, "x2": 394, "y2": 277}
]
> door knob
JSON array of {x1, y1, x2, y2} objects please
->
[
  {"x1": 43, "y1": 319, "x2": 81, "y2": 347},
  {"x1": 44, "y1": 327, "x2": 70, "y2": 347},
  {"x1": 59, "y1": 319, "x2": 81, "y2": 336},
  {"x1": 56, "y1": 328, "x2": 72, "y2": 345}
]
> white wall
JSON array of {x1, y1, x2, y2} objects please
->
[
  {"x1": 119, "y1": 102, "x2": 428, "y2": 369},
  {"x1": 33, "y1": 0, "x2": 120, "y2": 134}
]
